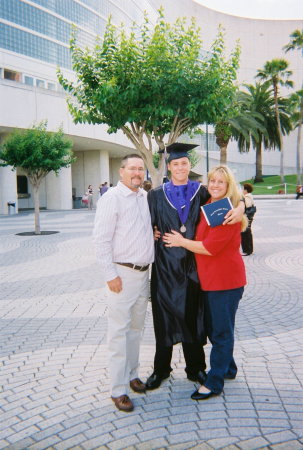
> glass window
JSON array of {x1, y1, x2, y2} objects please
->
[
  {"x1": 24, "y1": 75, "x2": 34, "y2": 85},
  {"x1": 17, "y1": 176, "x2": 28, "y2": 194},
  {"x1": 0, "y1": 23, "x2": 72, "y2": 68},
  {"x1": 30, "y1": 0, "x2": 105, "y2": 35},
  {"x1": 4, "y1": 69, "x2": 21, "y2": 82},
  {"x1": 47, "y1": 81, "x2": 56, "y2": 90},
  {"x1": 36, "y1": 79, "x2": 45, "y2": 88}
]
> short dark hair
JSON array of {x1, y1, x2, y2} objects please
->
[
  {"x1": 121, "y1": 154, "x2": 144, "y2": 168},
  {"x1": 243, "y1": 183, "x2": 253, "y2": 193}
]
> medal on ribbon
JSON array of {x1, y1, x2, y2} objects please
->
[{"x1": 165, "y1": 181, "x2": 195, "y2": 233}]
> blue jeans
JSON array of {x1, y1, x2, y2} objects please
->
[{"x1": 204, "y1": 287, "x2": 244, "y2": 394}]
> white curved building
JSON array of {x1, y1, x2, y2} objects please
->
[{"x1": 0, "y1": 0, "x2": 302, "y2": 214}]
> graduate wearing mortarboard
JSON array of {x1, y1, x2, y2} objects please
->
[
  {"x1": 145, "y1": 142, "x2": 245, "y2": 391},
  {"x1": 146, "y1": 142, "x2": 209, "y2": 390}
]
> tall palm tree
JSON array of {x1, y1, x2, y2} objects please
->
[
  {"x1": 283, "y1": 29, "x2": 303, "y2": 55},
  {"x1": 284, "y1": 29, "x2": 303, "y2": 184},
  {"x1": 214, "y1": 91, "x2": 265, "y2": 165},
  {"x1": 256, "y1": 59, "x2": 293, "y2": 183},
  {"x1": 235, "y1": 83, "x2": 292, "y2": 182},
  {"x1": 289, "y1": 90, "x2": 303, "y2": 184}
]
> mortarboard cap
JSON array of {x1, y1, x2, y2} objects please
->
[{"x1": 159, "y1": 142, "x2": 198, "y2": 162}]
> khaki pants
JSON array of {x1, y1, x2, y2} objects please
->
[{"x1": 106, "y1": 264, "x2": 149, "y2": 397}]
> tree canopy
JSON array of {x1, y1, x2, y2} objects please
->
[
  {"x1": 58, "y1": 9, "x2": 240, "y2": 186},
  {"x1": 0, "y1": 121, "x2": 74, "y2": 181}
]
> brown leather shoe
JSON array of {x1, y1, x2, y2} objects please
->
[
  {"x1": 130, "y1": 378, "x2": 146, "y2": 393},
  {"x1": 111, "y1": 395, "x2": 134, "y2": 412}
]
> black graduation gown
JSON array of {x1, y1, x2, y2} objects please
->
[{"x1": 147, "y1": 183, "x2": 210, "y2": 347}]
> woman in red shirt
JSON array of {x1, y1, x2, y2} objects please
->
[{"x1": 163, "y1": 165, "x2": 247, "y2": 400}]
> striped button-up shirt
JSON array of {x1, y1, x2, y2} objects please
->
[{"x1": 93, "y1": 181, "x2": 154, "y2": 281}]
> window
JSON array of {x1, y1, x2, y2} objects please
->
[
  {"x1": 24, "y1": 75, "x2": 34, "y2": 86},
  {"x1": 17, "y1": 176, "x2": 28, "y2": 194},
  {"x1": 36, "y1": 78, "x2": 45, "y2": 88},
  {"x1": 47, "y1": 81, "x2": 56, "y2": 90},
  {"x1": 4, "y1": 69, "x2": 21, "y2": 82}
]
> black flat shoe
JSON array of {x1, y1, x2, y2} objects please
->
[
  {"x1": 145, "y1": 372, "x2": 170, "y2": 390},
  {"x1": 187, "y1": 370, "x2": 207, "y2": 384},
  {"x1": 191, "y1": 389, "x2": 217, "y2": 400}
]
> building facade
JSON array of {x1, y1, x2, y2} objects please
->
[{"x1": 0, "y1": 0, "x2": 302, "y2": 213}]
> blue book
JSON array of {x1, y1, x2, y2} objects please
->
[{"x1": 201, "y1": 197, "x2": 233, "y2": 227}]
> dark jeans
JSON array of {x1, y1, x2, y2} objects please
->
[
  {"x1": 204, "y1": 287, "x2": 244, "y2": 394},
  {"x1": 153, "y1": 342, "x2": 206, "y2": 376}
]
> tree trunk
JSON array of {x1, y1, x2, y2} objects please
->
[
  {"x1": 148, "y1": 155, "x2": 166, "y2": 188},
  {"x1": 220, "y1": 145, "x2": 228, "y2": 165},
  {"x1": 32, "y1": 184, "x2": 41, "y2": 235},
  {"x1": 274, "y1": 88, "x2": 284, "y2": 183},
  {"x1": 121, "y1": 126, "x2": 166, "y2": 189},
  {"x1": 254, "y1": 141, "x2": 264, "y2": 182},
  {"x1": 296, "y1": 99, "x2": 303, "y2": 185},
  {"x1": 279, "y1": 128, "x2": 284, "y2": 184},
  {"x1": 215, "y1": 133, "x2": 229, "y2": 165},
  {"x1": 140, "y1": 147, "x2": 165, "y2": 188}
]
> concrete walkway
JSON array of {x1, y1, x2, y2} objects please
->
[{"x1": 0, "y1": 198, "x2": 303, "y2": 450}]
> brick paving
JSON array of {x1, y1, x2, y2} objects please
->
[{"x1": 0, "y1": 198, "x2": 303, "y2": 450}]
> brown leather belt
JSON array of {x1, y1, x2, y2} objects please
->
[{"x1": 116, "y1": 262, "x2": 149, "y2": 272}]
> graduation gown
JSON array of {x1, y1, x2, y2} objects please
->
[{"x1": 147, "y1": 183, "x2": 210, "y2": 347}]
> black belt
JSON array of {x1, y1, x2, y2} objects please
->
[{"x1": 116, "y1": 262, "x2": 149, "y2": 272}]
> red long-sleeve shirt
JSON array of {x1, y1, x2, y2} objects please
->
[{"x1": 194, "y1": 212, "x2": 246, "y2": 291}]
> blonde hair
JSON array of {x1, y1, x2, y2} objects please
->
[{"x1": 207, "y1": 165, "x2": 248, "y2": 231}]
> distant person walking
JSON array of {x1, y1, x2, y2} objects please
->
[
  {"x1": 100, "y1": 182, "x2": 109, "y2": 196},
  {"x1": 86, "y1": 184, "x2": 93, "y2": 210},
  {"x1": 296, "y1": 185, "x2": 303, "y2": 199},
  {"x1": 241, "y1": 183, "x2": 255, "y2": 256}
]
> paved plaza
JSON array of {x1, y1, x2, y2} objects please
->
[{"x1": 0, "y1": 198, "x2": 303, "y2": 450}]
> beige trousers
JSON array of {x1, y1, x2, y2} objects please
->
[{"x1": 106, "y1": 264, "x2": 149, "y2": 397}]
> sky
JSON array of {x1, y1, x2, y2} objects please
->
[{"x1": 194, "y1": 0, "x2": 303, "y2": 20}]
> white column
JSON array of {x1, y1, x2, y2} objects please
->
[
  {"x1": 0, "y1": 166, "x2": 18, "y2": 215},
  {"x1": 99, "y1": 150, "x2": 110, "y2": 186},
  {"x1": 45, "y1": 166, "x2": 72, "y2": 210}
]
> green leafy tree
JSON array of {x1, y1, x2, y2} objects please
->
[
  {"x1": 284, "y1": 29, "x2": 303, "y2": 184},
  {"x1": 0, "y1": 122, "x2": 74, "y2": 234},
  {"x1": 256, "y1": 59, "x2": 293, "y2": 182},
  {"x1": 235, "y1": 83, "x2": 292, "y2": 182},
  {"x1": 57, "y1": 10, "x2": 240, "y2": 186}
]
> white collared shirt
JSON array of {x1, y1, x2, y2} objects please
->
[{"x1": 93, "y1": 181, "x2": 154, "y2": 281}]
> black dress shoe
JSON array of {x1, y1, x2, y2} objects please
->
[
  {"x1": 145, "y1": 372, "x2": 170, "y2": 390},
  {"x1": 187, "y1": 370, "x2": 207, "y2": 384},
  {"x1": 191, "y1": 389, "x2": 216, "y2": 400}
]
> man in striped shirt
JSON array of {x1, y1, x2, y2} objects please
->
[{"x1": 93, "y1": 154, "x2": 154, "y2": 412}]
